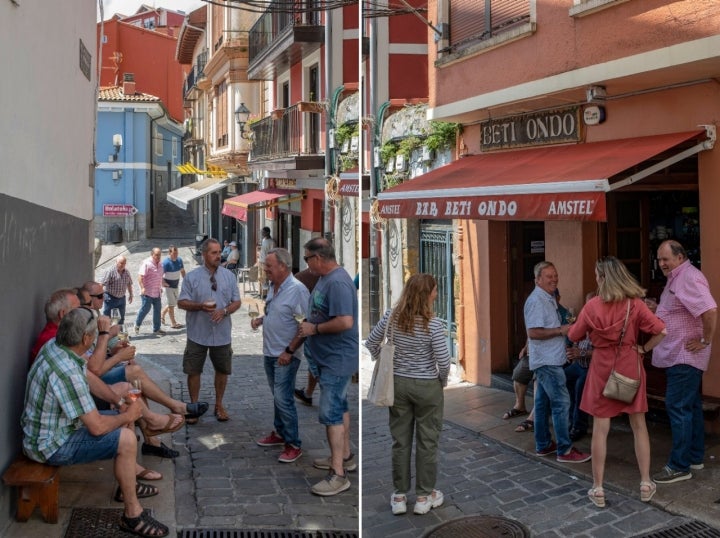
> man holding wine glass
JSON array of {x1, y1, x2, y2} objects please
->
[
  {"x1": 178, "y1": 238, "x2": 242, "y2": 423},
  {"x1": 251, "y1": 248, "x2": 310, "y2": 464}
]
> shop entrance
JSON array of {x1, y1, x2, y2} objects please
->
[
  {"x1": 608, "y1": 189, "x2": 700, "y2": 398},
  {"x1": 508, "y1": 221, "x2": 546, "y2": 361}
]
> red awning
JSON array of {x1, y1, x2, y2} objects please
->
[
  {"x1": 222, "y1": 189, "x2": 301, "y2": 221},
  {"x1": 377, "y1": 130, "x2": 705, "y2": 221}
]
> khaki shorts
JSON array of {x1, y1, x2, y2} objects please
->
[
  {"x1": 512, "y1": 355, "x2": 533, "y2": 386},
  {"x1": 183, "y1": 340, "x2": 233, "y2": 375},
  {"x1": 165, "y1": 287, "x2": 179, "y2": 307}
]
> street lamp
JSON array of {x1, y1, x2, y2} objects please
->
[{"x1": 235, "y1": 102, "x2": 252, "y2": 139}]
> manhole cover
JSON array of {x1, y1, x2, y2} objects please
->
[
  {"x1": 423, "y1": 515, "x2": 530, "y2": 538},
  {"x1": 64, "y1": 507, "x2": 125, "y2": 538},
  {"x1": 633, "y1": 521, "x2": 720, "y2": 537}
]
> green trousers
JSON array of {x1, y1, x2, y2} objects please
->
[{"x1": 389, "y1": 375, "x2": 444, "y2": 496}]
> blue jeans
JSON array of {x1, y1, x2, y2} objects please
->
[
  {"x1": 564, "y1": 361, "x2": 589, "y2": 433},
  {"x1": 534, "y1": 365, "x2": 572, "y2": 455},
  {"x1": 46, "y1": 411, "x2": 121, "y2": 465},
  {"x1": 317, "y1": 370, "x2": 351, "y2": 426},
  {"x1": 103, "y1": 294, "x2": 127, "y2": 325},
  {"x1": 135, "y1": 295, "x2": 162, "y2": 332},
  {"x1": 263, "y1": 356, "x2": 301, "y2": 448},
  {"x1": 665, "y1": 364, "x2": 704, "y2": 472}
]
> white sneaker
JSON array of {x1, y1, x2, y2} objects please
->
[
  {"x1": 413, "y1": 489, "x2": 444, "y2": 515},
  {"x1": 390, "y1": 493, "x2": 407, "y2": 515}
]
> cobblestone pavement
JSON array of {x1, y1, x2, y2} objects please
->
[
  {"x1": 359, "y1": 349, "x2": 711, "y2": 538},
  {"x1": 100, "y1": 238, "x2": 359, "y2": 532}
]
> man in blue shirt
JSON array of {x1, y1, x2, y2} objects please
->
[
  {"x1": 178, "y1": 238, "x2": 242, "y2": 423},
  {"x1": 299, "y1": 238, "x2": 358, "y2": 496},
  {"x1": 161, "y1": 245, "x2": 186, "y2": 329},
  {"x1": 252, "y1": 248, "x2": 310, "y2": 464},
  {"x1": 524, "y1": 261, "x2": 590, "y2": 464}
]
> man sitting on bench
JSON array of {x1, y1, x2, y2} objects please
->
[{"x1": 22, "y1": 308, "x2": 169, "y2": 537}]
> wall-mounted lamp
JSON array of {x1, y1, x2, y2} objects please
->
[
  {"x1": 586, "y1": 85, "x2": 607, "y2": 104},
  {"x1": 112, "y1": 133, "x2": 123, "y2": 161},
  {"x1": 234, "y1": 103, "x2": 252, "y2": 139}
]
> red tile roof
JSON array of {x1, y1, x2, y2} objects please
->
[{"x1": 98, "y1": 86, "x2": 161, "y2": 102}]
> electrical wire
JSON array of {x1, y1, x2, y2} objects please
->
[{"x1": 200, "y1": 0, "x2": 426, "y2": 17}]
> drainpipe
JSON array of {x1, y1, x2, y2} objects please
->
[
  {"x1": 323, "y1": 9, "x2": 333, "y2": 242},
  {"x1": 368, "y1": 12, "x2": 381, "y2": 326}
]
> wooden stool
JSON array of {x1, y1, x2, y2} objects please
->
[{"x1": 2, "y1": 455, "x2": 59, "y2": 523}]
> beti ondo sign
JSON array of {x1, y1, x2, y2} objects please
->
[{"x1": 481, "y1": 107, "x2": 581, "y2": 151}]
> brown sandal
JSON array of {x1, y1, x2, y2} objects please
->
[
  {"x1": 140, "y1": 414, "x2": 185, "y2": 437},
  {"x1": 119, "y1": 509, "x2": 169, "y2": 537},
  {"x1": 214, "y1": 405, "x2": 229, "y2": 422}
]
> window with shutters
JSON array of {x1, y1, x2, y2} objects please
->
[
  {"x1": 215, "y1": 81, "x2": 228, "y2": 148},
  {"x1": 569, "y1": 0, "x2": 631, "y2": 17},
  {"x1": 442, "y1": 0, "x2": 534, "y2": 61}
]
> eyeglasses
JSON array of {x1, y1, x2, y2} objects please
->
[
  {"x1": 210, "y1": 274, "x2": 217, "y2": 291},
  {"x1": 90, "y1": 293, "x2": 104, "y2": 300},
  {"x1": 303, "y1": 254, "x2": 317, "y2": 263}
]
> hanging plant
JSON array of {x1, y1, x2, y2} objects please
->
[
  {"x1": 397, "y1": 136, "x2": 423, "y2": 159},
  {"x1": 425, "y1": 121, "x2": 461, "y2": 152},
  {"x1": 338, "y1": 153, "x2": 357, "y2": 172},
  {"x1": 334, "y1": 121, "x2": 359, "y2": 150},
  {"x1": 380, "y1": 140, "x2": 398, "y2": 167}
]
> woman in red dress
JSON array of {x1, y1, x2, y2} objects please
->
[{"x1": 568, "y1": 256, "x2": 666, "y2": 508}]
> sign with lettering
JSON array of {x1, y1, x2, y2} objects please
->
[
  {"x1": 103, "y1": 204, "x2": 138, "y2": 216},
  {"x1": 481, "y1": 107, "x2": 581, "y2": 151},
  {"x1": 377, "y1": 192, "x2": 606, "y2": 222},
  {"x1": 338, "y1": 180, "x2": 360, "y2": 196}
]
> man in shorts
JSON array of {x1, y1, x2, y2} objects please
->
[
  {"x1": 178, "y1": 238, "x2": 242, "y2": 423},
  {"x1": 503, "y1": 345, "x2": 535, "y2": 433},
  {"x1": 298, "y1": 238, "x2": 358, "y2": 496},
  {"x1": 22, "y1": 308, "x2": 169, "y2": 537},
  {"x1": 161, "y1": 245, "x2": 186, "y2": 328}
]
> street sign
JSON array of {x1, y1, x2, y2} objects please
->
[{"x1": 103, "y1": 204, "x2": 138, "y2": 216}]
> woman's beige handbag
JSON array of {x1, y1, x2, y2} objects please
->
[{"x1": 368, "y1": 313, "x2": 395, "y2": 407}]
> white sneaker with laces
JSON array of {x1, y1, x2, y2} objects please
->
[
  {"x1": 413, "y1": 489, "x2": 444, "y2": 515},
  {"x1": 390, "y1": 493, "x2": 407, "y2": 515}
]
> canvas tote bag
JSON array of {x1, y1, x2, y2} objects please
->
[{"x1": 368, "y1": 312, "x2": 395, "y2": 407}]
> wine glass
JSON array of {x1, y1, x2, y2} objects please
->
[
  {"x1": 117, "y1": 324, "x2": 129, "y2": 344},
  {"x1": 248, "y1": 304, "x2": 260, "y2": 332},
  {"x1": 293, "y1": 303, "x2": 306, "y2": 325},
  {"x1": 566, "y1": 307, "x2": 577, "y2": 324},
  {"x1": 128, "y1": 379, "x2": 142, "y2": 402},
  {"x1": 110, "y1": 308, "x2": 121, "y2": 326}
]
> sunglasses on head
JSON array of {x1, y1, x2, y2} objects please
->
[{"x1": 210, "y1": 274, "x2": 217, "y2": 291}]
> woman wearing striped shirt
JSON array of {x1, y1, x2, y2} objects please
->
[{"x1": 365, "y1": 273, "x2": 451, "y2": 516}]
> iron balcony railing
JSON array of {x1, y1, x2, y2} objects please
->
[
  {"x1": 183, "y1": 50, "x2": 208, "y2": 98},
  {"x1": 249, "y1": 104, "x2": 322, "y2": 161},
  {"x1": 248, "y1": 1, "x2": 321, "y2": 60}
]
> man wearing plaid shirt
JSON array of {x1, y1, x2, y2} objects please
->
[
  {"x1": 22, "y1": 308, "x2": 170, "y2": 536},
  {"x1": 101, "y1": 256, "x2": 134, "y2": 325},
  {"x1": 652, "y1": 240, "x2": 718, "y2": 484}
]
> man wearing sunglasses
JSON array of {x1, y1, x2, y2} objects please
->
[
  {"x1": 22, "y1": 308, "x2": 171, "y2": 537},
  {"x1": 179, "y1": 238, "x2": 242, "y2": 423},
  {"x1": 298, "y1": 238, "x2": 358, "y2": 496}
]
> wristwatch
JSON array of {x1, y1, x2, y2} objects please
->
[
  {"x1": 700, "y1": 337, "x2": 710, "y2": 346},
  {"x1": 223, "y1": 308, "x2": 229, "y2": 317},
  {"x1": 285, "y1": 346, "x2": 295, "y2": 355},
  {"x1": 117, "y1": 397, "x2": 126, "y2": 407}
]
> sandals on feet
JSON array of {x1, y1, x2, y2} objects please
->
[
  {"x1": 588, "y1": 486, "x2": 606, "y2": 508},
  {"x1": 515, "y1": 419, "x2": 534, "y2": 432},
  {"x1": 640, "y1": 481, "x2": 657, "y2": 502},
  {"x1": 214, "y1": 405, "x2": 229, "y2": 422},
  {"x1": 140, "y1": 414, "x2": 185, "y2": 437},
  {"x1": 119, "y1": 509, "x2": 169, "y2": 537},
  {"x1": 136, "y1": 468, "x2": 162, "y2": 481},
  {"x1": 114, "y1": 482, "x2": 159, "y2": 503},
  {"x1": 502, "y1": 408, "x2": 528, "y2": 420}
]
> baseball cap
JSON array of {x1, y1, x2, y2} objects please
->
[{"x1": 230, "y1": 241, "x2": 237, "y2": 247}]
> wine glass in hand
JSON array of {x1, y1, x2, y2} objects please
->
[
  {"x1": 566, "y1": 308, "x2": 577, "y2": 324},
  {"x1": 293, "y1": 304, "x2": 306, "y2": 325},
  {"x1": 248, "y1": 304, "x2": 260, "y2": 332}
]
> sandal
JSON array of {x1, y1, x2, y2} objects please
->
[
  {"x1": 140, "y1": 414, "x2": 185, "y2": 438},
  {"x1": 640, "y1": 481, "x2": 657, "y2": 502},
  {"x1": 502, "y1": 408, "x2": 528, "y2": 420},
  {"x1": 119, "y1": 509, "x2": 169, "y2": 537},
  {"x1": 114, "y1": 482, "x2": 159, "y2": 503},
  {"x1": 515, "y1": 419, "x2": 534, "y2": 432},
  {"x1": 214, "y1": 405, "x2": 230, "y2": 422},
  {"x1": 587, "y1": 486, "x2": 606, "y2": 508},
  {"x1": 171, "y1": 324, "x2": 184, "y2": 329},
  {"x1": 136, "y1": 468, "x2": 162, "y2": 481},
  {"x1": 184, "y1": 401, "x2": 209, "y2": 420}
]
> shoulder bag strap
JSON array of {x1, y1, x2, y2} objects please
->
[{"x1": 383, "y1": 310, "x2": 394, "y2": 344}]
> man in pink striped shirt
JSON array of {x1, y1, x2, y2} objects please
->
[
  {"x1": 652, "y1": 240, "x2": 717, "y2": 484},
  {"x1": 134, "y1": 248, "x2": 166, "y2": 336}
]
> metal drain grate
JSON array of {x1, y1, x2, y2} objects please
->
[
  {"x1": 633, "y1": 521, "x2": 720, "y2": 538},
  {"x1": 64, "y1": 507, "x2": 126, "y2": 538},
  {"x1": 422, "y1": 515, "x2": 530, "y2": 538},
  {"x1": 179, "y1": 530, "x2": 359, "y2": 538}
]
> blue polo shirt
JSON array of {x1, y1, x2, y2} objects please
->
[{"x1": 524, "y1": 285, "x2": 567, "y2": 369}]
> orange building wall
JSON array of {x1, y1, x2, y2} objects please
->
[
  {"x1": 97, "y1": 20, "x2": 185, "y2": 121},
  {"x1": 301, "y1": 191, "x2": 325, "y2": 232},
  {"x1": 430, "y1": 0, "x2": 720, "y2": 108},
  {"x1": 389, "y1": 55, "x2": 428, "y2": 100},
  {"x1": 389, "y1": 8, "x2": 427, "y2": 43}
]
